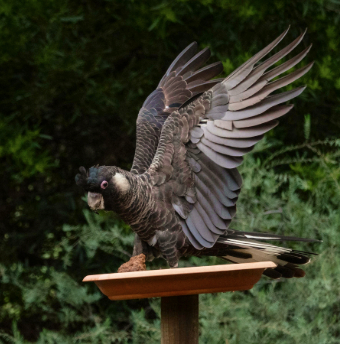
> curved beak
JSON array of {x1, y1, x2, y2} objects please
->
[{"x1": 87, "y1": 192, "x2": 105, "y2": 210}]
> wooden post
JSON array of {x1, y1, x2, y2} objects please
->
[{"x1": 161, "y1": 294, "x2": 199, "y2": 344}]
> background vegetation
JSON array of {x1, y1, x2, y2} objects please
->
[{"x1": 1, "y1": 0, "x2": 340, "y2": 343}]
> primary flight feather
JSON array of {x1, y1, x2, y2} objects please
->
[{"x1": 76, "y1": 27, "x2": 318, "y2": 279}]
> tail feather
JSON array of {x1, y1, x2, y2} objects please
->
[
  {"x1": 216, "y1": 230, "x2": 318, "y2": 279},
  {"x1": 230, "y1": 230, "x2": 321, "y2": 243}
]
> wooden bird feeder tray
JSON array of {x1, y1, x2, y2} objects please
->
[{"x1": 83, "y1": 261, "x2": 276, "y2": 343}]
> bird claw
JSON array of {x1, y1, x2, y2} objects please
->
[{"x1": 117, "y1": 254, "x2": 146, "y2": 273}]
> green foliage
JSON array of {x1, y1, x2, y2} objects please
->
[
  {"x1": 1, "y1": 0, "x2": 340, "y2": 343},
  {"x1": 0, "y1": 127, "x2": 56, "y2": 182}
]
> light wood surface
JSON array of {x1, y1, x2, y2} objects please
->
[{"x1": 83, "y1": 262, "x2": 276, "y2": 300}]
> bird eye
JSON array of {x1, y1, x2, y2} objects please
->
[{"x1": 101, "y1": 181, "x2": 108, "y2": 189}]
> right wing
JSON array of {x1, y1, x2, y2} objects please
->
[{"x1": 131, "y1": 42, "x2": 224, "y2": 174}]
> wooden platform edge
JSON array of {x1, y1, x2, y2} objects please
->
[
  {"x1": 83, "y1": 262, "x2": 277, "y2": 300},
  {"x1": 83, "y1": 261, "x2": 277, "y2": 282}
]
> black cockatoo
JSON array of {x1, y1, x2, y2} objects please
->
[{"x1": 76, "y1": 28, "x2": 318, "y2": 279}]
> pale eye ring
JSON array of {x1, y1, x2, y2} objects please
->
[{"x1": 101, "y1": 181, "x2": 108, "y2": 189}]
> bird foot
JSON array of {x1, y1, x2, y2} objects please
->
[{"x1": 117, "y1": 254, "x2": 146, "y2": 273}]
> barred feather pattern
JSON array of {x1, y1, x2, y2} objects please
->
[
  {"x1": 140, "y1": 27, "x2": 316, "y2": 275},
  {"x1": 77, "y1": 28, "x2": 317, "y2": 277},
  {"x1": 131, "y1": 42, "x2": 223, "y2": 174}
]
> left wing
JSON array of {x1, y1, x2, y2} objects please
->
[{"x1": 147, "y1": 27, "x2": 313, "y2": 250}]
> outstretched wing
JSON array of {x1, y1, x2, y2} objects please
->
[
  {"x1": 131, "y1": 42, "x2": 224, "y2": 174},
  {"x1": 147, "y1": 27, "x2": 312, "y2": 249}
]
